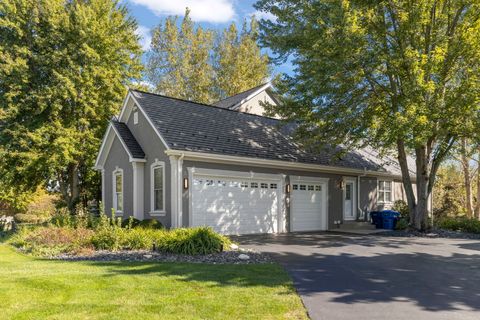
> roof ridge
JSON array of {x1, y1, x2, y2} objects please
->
[
  {"x1": 212, "y1": 82, "x2": 270, "y2": 106},
  {"x1": 130, "y1": 88, "x2": 280, "y2": 121}
]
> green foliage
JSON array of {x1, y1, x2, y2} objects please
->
[
  {"x1": 14, "y1": 213, "x2": 49, "y2": 224},
  {"x1": 90, "y1": 226, "x2": 125, "y2": 251},
  {"x1": 121, "y1": 216, "x2": 141, "y2": 229},
  {"x1": 137, "y1": 219, "x2": 164, "y2": 230},
  {"x1": 395, "y1": 218, "x2": 409, "y2": 231},
  {"x1": 255, "y1": 0, "x2": 480, "y2": 229},
  {"x1": 392, "y1": 200, "x2": 409, "y2": 219},
  {"x1": 155, "y1": 227, "x2": 232, "y2": 255},
  {"x1": 436, "y1": 217, "x2": 480, "y2": 234},
  {"x1": 433, "y1": 164, "x2": 466, "y2": 218},
  {"x1": 147, "y1": 8, "x2": 270, "y2": 104},
  {"x1": 0, "y1": 0, "x2": 142, "y2": 211}
]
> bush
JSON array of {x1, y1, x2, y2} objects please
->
[
  {"x1": 122, "y1": 228, "x2": 156, "y2": 250},
  {"x1": 395, "y1": 218, "x2": 409, "y2": 230},
  {"x1": 392, "y1": 200, "x2": 409, "y2": 219},
  {"x1": 121, "y1": 217, "x2": 141, "y2": 229},
  {"x1": 14, "y1": 213, "x2": 49, "y2": 224},
  {"x1": 137, "y1": 219, "x2": 163, "y2": 230},
  {"x1": 90, "y1": 226, "x2": 125, "y2": 251},
  {"x1": 436, "y1": 217, "x2": 480, "y2": 234},
  {"x1": 10, "y1": 226, "x2": 94, "y2": 256},
  {"x1": 156, "y1": 227, "x2": 231, "y2": 255}
]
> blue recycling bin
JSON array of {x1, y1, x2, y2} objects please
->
[
  {"x1": 382, "y1": 210, "x2": 400, "y2": 230},
  {"x1": 370, "y1": 211, "x2": 383, "y2": 229}
]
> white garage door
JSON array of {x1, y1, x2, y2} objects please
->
[
  {"x1": 290, "y1": 178, "x2": 328, "y2": 232},
  {"x1": 190, "y1": 170, "x2": 283, "y2": 235}
]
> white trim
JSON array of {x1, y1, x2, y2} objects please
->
[
  {"x1": 132, "y1": 162, "x2": 144, "y2": 220},
  {"x1": 343, "y1": 177, "x2": 357, "y2": 221},
  {"x1": 150, "y1": 160, "x2": 166, "y2": 215},
  {"x1": 112, "y1": 168, "x2": 124, "y2": 215},
  {"x1": 186, "y1": 167, "x2": 287, "y2": 181},
  {"x1": 230, "y1": 83, "x2": 271, "y2": 110},
  {"x1": 118, "y1": 91, "x2": 170, "y2": 150},
  {"x1": 101, "y1": 169, "x2": 106, "y2": 214},
  {"x1": 166, "y1": 150, "x2": 406, "y2": 180},
  {"x1": 290, "y1": 176, "x2": 329, "y2": 232},
  {"x1": 169, "y1": 156, "x2": 179, "y2": 227},
  {"x1": 377, "y1": 179, "x2": 394, "y2": 204}
]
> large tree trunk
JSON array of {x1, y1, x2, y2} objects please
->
[
  {"x1": 58, "y1": 163, "x2": 81, "y2": 213},
  {"x1": 460, "y1": 138, "x2": 473, "y2": 217},
  {"x1": 475, "y1": 147, "x2": 480, "y2": 220},
  {"x1": 397, "y1": 139, "x2": 417, "y2": 225}
]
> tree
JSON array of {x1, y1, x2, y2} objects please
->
[
  {"x1": 0, "y1": 0, "x2": 142, "y2": 211},
  {"x1": 255, "y1": 0, "x2": 480, "y2": 229},
  {"x1": 146, "y1": 8, "x2": 215, "y2": 103},
  {"x1": 215, "y1": 18, "x2": 270, "y2": 99},
  {"x1": 146, "y1": 9, "x2": 270, "y2": 103}
]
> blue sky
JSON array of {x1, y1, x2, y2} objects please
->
[{"x1": 122, "y1": 0, "x2": 293, "y2": 75}]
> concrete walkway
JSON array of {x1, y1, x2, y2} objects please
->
[{"x1": 236, "y1": 232, "x2": 480, "y2": 320}]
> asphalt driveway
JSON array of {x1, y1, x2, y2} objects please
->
[{"x1": 236, "y1": 232, "x2": 480, "y2": 320}]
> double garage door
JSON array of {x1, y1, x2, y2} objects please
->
[{"x1": 190, "y1": 169, "x2": 328, "y2": 235}]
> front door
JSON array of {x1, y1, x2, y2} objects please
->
[{"x1": 343, "y1": 180, "x2": 356, "y2": 220}]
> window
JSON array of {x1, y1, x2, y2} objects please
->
[
  {"x1": 300, "y1": 185, "x2": 306, "y2": 191},
  {"x1": 270, "y1": 183, "x2": 277, "y2": 189},
  {"x1": 308, "y1": 185, "x2": 314, "y2": 191},
  {"x1": 378, "y1": 180, "x2": 392, "y2": 203},
  {"x1": 260, "y1": 183, "x2": 268, "y2": 189},
  {"x1": 151, "y1": 161, "x2": 165, "y2": 213},
  {"x1": 113, "y1": 169, "x2": 123, "y2": 213},
  {"x1": 250, "y1": 182, "x2": 258, "y2": 188},
  {"x1": 133, "y1": 111, "x2": 138, "y2": 124},
  {"x1": 292, "y1": 184, "x2": 298, "y2": 190},
  {"x1": 241, "y1": 182, "x2": 248, "y2": 188},
  {"x1": 315, "y1": 185, "x2": 322, "y2": 191}
]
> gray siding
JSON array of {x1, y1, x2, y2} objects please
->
[
  {"x1": 181, "y1": 161, "x2": 382, "y2": 230},
  {"x1": 103, "y1": 137, "x2": 133, "y2": 218},
  {"x1": 126, "y1": 108, "x2": 172, "y2": 227}
]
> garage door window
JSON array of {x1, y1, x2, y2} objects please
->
[{"x1": 292, "y1": 184, "x2": 322, "y2": 192}]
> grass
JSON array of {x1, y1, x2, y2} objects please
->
[{"x1": 0, "y1": 239, "x2": 307, "y2": 320}]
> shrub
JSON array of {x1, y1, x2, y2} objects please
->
[
  {"x1": 437, "y1": 217, "x2": 480, "y2": 234},
  {"x1": 14, "y1": 213, "x2": 49, "y2": 224},
  {"x1": 392, "y1": 200, "x2": 409, "y2": 219},
  {"x1": 10, "y1": 226, "x2": 94, "y2": 256},
  {"x1": 395, "y1": 218, "x2": 409, "y2": 230},
  {"x1": 156, "y1": 227, "x2": 231, "y2": 255},
  {"x1": 137, "y1": 219, "x2": 164, "y2": 230},
  {"x1": 90, "y1": 226, "x2": 126, "y2": 251},
  {"x1": 122, "y1": 228, "x2": 156, "y2": 250},
  {"x1": 121, "y1": 217, "x2": 141, "y2": 229}
]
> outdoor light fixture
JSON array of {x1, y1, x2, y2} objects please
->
[
  {"x1": 286, "y1": 184, "x2": 291, "y2": 193},
  {"x1": 337, "y1": 178, "x2": 345, "y2": 190},
  {"x1": 183, "y1": 177, "x2": 189, "y2": 190}
]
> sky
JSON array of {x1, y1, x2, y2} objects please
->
[{"x1": 122, "y1": 0, "x2": 293, "y2": 76}]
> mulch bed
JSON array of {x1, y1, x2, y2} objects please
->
[
  {"x1": 54, "y1": 249, "x2": 273, "y2": 264},
  {"x1": 376, "y1": 229, "x2": 480, "y2": 240}
]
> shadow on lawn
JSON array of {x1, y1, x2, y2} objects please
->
[{"x1": 82, "y1": 260, "x2": 294, "y2": 290}]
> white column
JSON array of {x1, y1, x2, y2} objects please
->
[
  {"x1": 177, "y1": 156, "x2": 183, "y2": 227},
  {"x1": 132, "y1": 162, "x2": 145, "y2": 220},
  {"x1": 169, "y1": 156, "x2": 179, "y2": 228},
  {"x1": 101, "y1": 168, "x2": 106, "y2": 214}
]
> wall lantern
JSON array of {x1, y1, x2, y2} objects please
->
[
  {"x1": 337, "y1": 178, "x2": 345, "y2": 190},
  {"x1": 183, "y1": 177, "x2": 189, "y2": 190},
  {"x1": 286, "y1": 184, "x2": 291, "y2": 193}
]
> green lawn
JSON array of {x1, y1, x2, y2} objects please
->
[{"x1": 0, "y1": 242, "x2": 307, "y2": 320}]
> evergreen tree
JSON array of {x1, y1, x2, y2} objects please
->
[{"x1": 0, "y1": 0, "x2": 142, "y2": 211}]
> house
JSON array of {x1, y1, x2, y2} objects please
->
[{"x1": 94, "y1": 84, "x2": 420, "y2": 235}]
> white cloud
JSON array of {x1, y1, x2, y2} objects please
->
[
  {"x1": 135, "y1": 25, "x2": 152, "y2": 51},
  {"x1": 130, "y1": 0, "x2": 235, "y2": 23},
  {"x1": 249, "y1": 10, "x2": 276, "y2": 22}
]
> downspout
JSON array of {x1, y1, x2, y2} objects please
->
[{"x1": 357, "y1": 167, "x2": 367, "y2": 220}]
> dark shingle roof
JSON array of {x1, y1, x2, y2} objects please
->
[
  {"x1": 112, "y1": 120, "x2": 145, "y2": 159},
  {"x1": 213, "y1": 83, "x2": 270, "y2": 109},
  {"x1": 131, "y1": 90, "x2": 406, "y2": 175}
]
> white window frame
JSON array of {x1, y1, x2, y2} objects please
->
[
  {"x1": 112, "y1": 168, "x2": 124, "y2": 215},
  {"x1": 378, "y1": 179, "x2": 393, "y2": 204},
  {"x1": 150, "y1": 160, "x2": 166, "y2": 215}
]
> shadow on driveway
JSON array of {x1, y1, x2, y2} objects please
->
[{"x1": 235, "y1": 232, "x2": 480, "y2": 320}]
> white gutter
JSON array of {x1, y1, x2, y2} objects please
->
[{"x1": 165, "y1": 149, "x2": 408, "y2": 180}]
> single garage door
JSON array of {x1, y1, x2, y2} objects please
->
[
  {"x1": 290, "y1": 177, "x2": 328, "y2": 232},
  {"x1": 190, "y1": 170, "x2": 283, "y2": 235}
]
